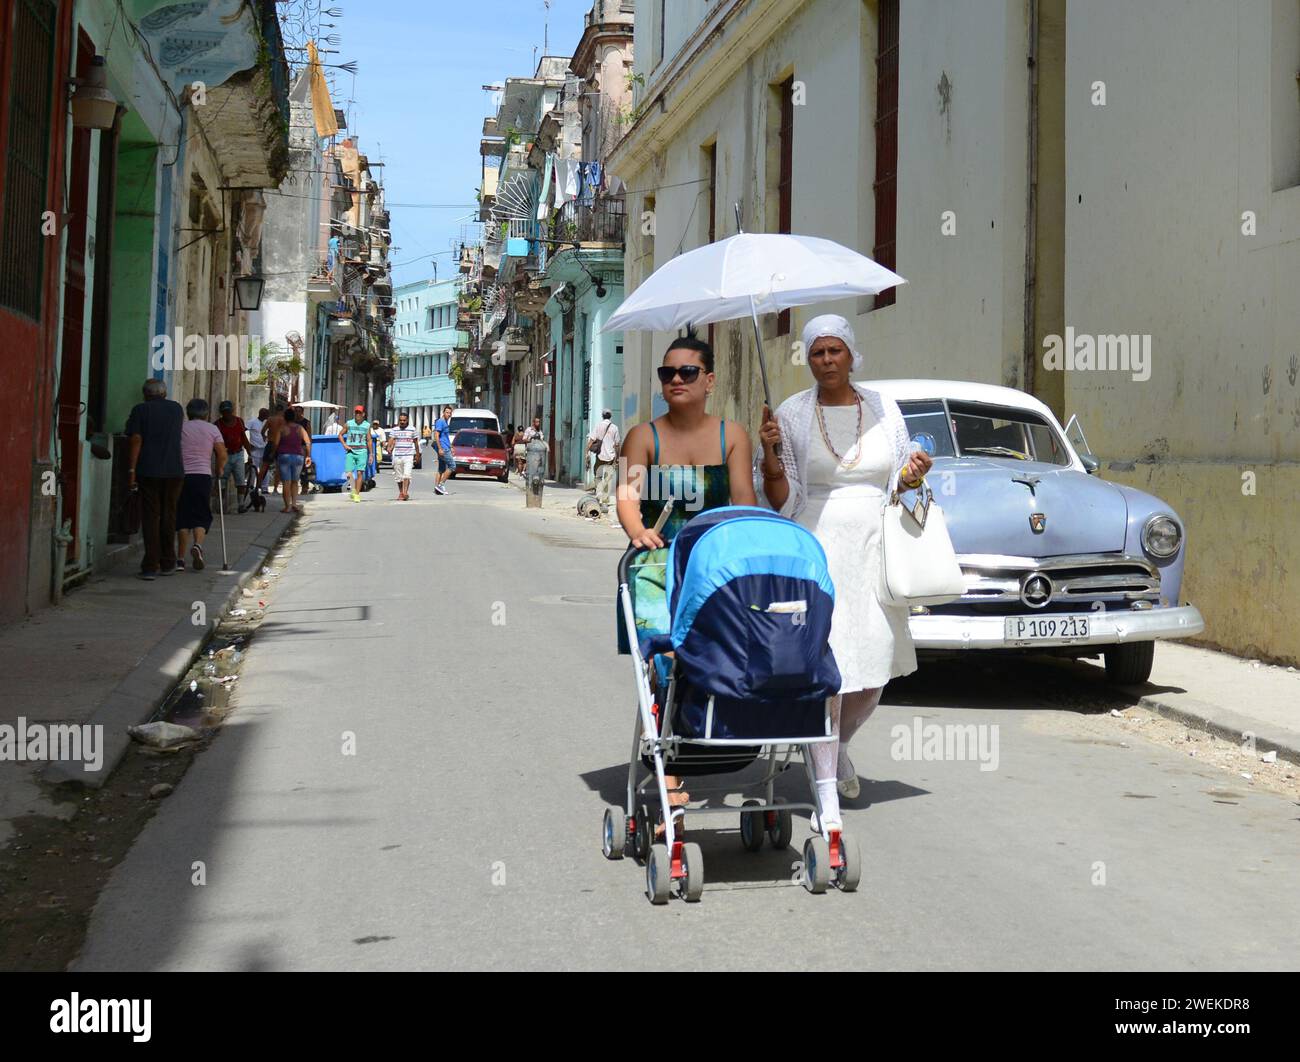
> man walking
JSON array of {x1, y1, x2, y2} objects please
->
[
  {"x1": 343, "y1": 404, "x2": 373, "y2": 502},
  {"x1": 244, "y1": 407, "x2": 268, "y2": 509},
  {"x1": 125, "y1": 378, "x2": 185, "y2": 580},
  {"x1": 257, "y1": 404, "x2": 286, "y2": 494},
  {"x1": 432, "y1": 404, "x2": 456, "y2": 496},
  {"x1": 386, "y1": 412, "x2": 419, "y2": 500},
  {"x1": 587, "y1": 409, "x2": 620, "y2": 519},
  {"x1": 216, "y1": 400, "x2": 254, "y2": 512}
]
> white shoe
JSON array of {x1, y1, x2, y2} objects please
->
[
  {"x1": 809, "y1": 810, "x2": 842, "y2": 839},
  {"x1": 837, "y1": 747, "x2": 860, "y2": 799}
]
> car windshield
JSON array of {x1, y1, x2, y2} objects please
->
[
  {"x1": 454, "y1": 432, "x2": 503, "y2": 450},
  {"x1": 898, "y1": 399, "x2": 1072, "y2": 466}
]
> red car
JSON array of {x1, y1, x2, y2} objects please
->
[{"x1": 450, "y1": 430, "x2": 510, "y2": 482}]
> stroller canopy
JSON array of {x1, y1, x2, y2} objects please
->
[{"x1": 664, "y1": 507, "x2": 840, "y2": 703}]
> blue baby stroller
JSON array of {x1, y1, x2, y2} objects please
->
[{"x1": 607, "y1": 506, "x2": 862, "y2": 903}]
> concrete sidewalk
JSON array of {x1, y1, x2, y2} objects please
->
[
  {"x1": 0, "y1": 499, "x2": 296, "y2": 846},
  {"x1": 1128, "y1": 641, "x2": 1300, "y2": 766}
]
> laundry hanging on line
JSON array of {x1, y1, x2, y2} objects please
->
[{"x1": 537, "y1": 154, "x2": 554, "y2": 220}]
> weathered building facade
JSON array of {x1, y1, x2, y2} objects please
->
[
  {"x1": 607, "y1": 0, "x2": 1300, "y2": 664},
  {"x1": 1, "y1": 0, "x2": 291, "y2": 622}
]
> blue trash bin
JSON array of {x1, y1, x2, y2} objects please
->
[{"x1": 311, "y1": 435, "x2": 347, "y2": 490}]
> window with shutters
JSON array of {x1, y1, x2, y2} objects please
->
[
  {"x1": 0, "y1": 0, "x2": 58, "y2": 319},
  {"x1": 776, "y1": 76, "x2": 794, "y2": 335},
  {"x1": 705, "y1": 140, "x2": 717, "y2": 350},
  {"x1": 872, "y1": 0, "x2": 899, "y2": 310}
]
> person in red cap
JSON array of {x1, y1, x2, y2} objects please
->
[{"x1": 342, "y1": 404, "x2": 373, "y2": 502}]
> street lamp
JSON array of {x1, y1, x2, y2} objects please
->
[
  {"x1": 69, "y1": 56, "x2": 120, "y2": 130},
  {"x1": 233, "y1": 275, "x2": 265, "y2": 311}
]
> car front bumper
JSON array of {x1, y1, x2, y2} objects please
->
[{"x1": 909, "y1": 604, "x2": 1205, "y2": 650}]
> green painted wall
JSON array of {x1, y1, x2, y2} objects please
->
[{"x1": 106, "y1": 121, "x2": 158, "y2": 433}]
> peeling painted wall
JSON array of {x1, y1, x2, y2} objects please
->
[{"x1": 1066, "y1": 0, "x2": 1300, "y2": 664}]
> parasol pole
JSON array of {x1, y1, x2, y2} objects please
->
[
  {"x1": 747, "y1": 293, "x2": 775, "y2": 416},
  {"x1": 735, "y1": 203, "x2": 780, "y2": 454}
]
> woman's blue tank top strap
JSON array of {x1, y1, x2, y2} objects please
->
[{"x1": 650, "y1": 418, "x2": 725, "y2": 464}]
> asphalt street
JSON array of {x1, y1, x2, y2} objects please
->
[{"x1": 73, "y1": 466, "x2": 1300, "y2": 971}]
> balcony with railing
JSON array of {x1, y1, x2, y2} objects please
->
[
  {"x1": 552, "y1": 198, "x2": 626, "y2": 246},
  {"x1": 308, "y1": 257, "x2": 341, "y2": 302}
]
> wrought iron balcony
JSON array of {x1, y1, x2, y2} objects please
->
[{"x1": 553, "y1": 198, "x2": 626, "y2": 246}]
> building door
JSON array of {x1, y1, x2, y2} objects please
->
[{"x1": 55, "y1": 32, "x2": 96, "y2": 563}]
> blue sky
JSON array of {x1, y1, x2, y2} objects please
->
[{"x1": 325, "y1": 0, "x2": 597, "y2": 288}]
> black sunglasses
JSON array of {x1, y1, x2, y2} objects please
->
[{"x1": 657, "y1": 365, "x2": 703, "y2": 385}]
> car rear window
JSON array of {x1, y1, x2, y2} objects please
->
[
  {"x1": 449, "y1": 417, "x2": 496, "y2": 434},
  {"x1": 454, "y1": 432, "x2": 504, "y2": 449}
]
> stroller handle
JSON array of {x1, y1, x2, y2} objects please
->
[{"x1": 617, "y1": 544, "x2": 645, "y2": 586}]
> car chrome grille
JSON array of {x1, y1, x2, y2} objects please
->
[{"x1": 955, "y1": 554, "x2": 1161, "y2": 607}]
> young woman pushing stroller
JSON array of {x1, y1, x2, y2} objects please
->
[
  {"x1": 615, "y1": 335, "x2": 757, "y2": 823},
  {"x1": 616, "y1": 318, "x2": 931, "y2": 848}
]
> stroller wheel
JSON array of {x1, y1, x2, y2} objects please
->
[
  {"x1": 633, "y1": 809, "x2": 653, "y2": 863},
  {"x1": 602, "y1": 806, "x2": 627, "y2": 860},
  {"x1": 646, "y1": 844, "x2": 671, "y2": 905},
  {"x1": 837, "y1": 832, "x2": 862, "y2": 892},
  {"x1": 802, "y1": 836, "x2": 831, "y2": 894},
  {"x1": 767, "y1": 798, "x2": 793, "y2": 850},
  {"x1": 682, "y1": 841, "x2": 704, "y2": 903},
  {"x1": 739, "y1": 800, "x2": 765, "y2": 852}
]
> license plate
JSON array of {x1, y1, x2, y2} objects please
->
[
  {"x1": 1005, "y1": 614, "x2": 1091, "y2": 643},
  {"x1": 469, "y1": 462, "x2": 486, "y2": 471}
]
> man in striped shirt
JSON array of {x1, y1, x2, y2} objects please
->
[{"x1": 385, "y1": 412, "x2": 420, "y2": 501}]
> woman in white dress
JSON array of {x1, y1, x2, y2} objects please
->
[{"x1": 757, "y1": 314, "x2": 932, "y2": 837}]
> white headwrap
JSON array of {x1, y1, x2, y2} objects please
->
[{"x1": 801, "y1": 313, "x2": 862, "y2": 371}]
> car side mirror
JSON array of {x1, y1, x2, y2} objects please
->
[{"x1": 1079, "y1": 454, "x2": 1100, "y2": 475}]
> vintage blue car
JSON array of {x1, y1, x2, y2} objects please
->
[{"x1": 868, "y1": 380, "x2": 1205, "y2": 685}]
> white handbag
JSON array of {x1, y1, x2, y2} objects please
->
[{"x1": 878, "y1": 478, "x2": 966, "y2": 607}]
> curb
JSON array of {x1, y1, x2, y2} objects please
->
[
  {"x1": 1134, "y1": 691, "x2": 1300, "y2": 769},
  {"x1": 42, "y1": 511, "x2": 296, "y2": 790}
]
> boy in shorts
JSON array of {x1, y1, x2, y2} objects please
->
[{"x1": 343, "y1": 404, "x2": 373, "y2": 502}]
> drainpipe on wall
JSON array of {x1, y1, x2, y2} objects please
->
[
  {"x1": 51, "y1": 518, "x2": 73, "y2": 605},
  {"x1": 1022, "y1": 0, "x2": 1040, "y2": 394}
]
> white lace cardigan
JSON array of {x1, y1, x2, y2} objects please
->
[{"x1": 755, "y1": 384, "x2": 912, "y2": 521}]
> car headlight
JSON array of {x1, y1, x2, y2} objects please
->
[{"x1": 1142, "y1": 514, "x2": 1182, "y2": 558}]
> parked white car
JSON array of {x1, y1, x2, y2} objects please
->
[{"x1": 868, "y1": 379, "x2": 1205, "y2": 685}]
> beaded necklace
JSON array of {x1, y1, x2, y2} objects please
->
[{"x1": 814, "y1": 389, "x2": 864, "y2": 470}]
